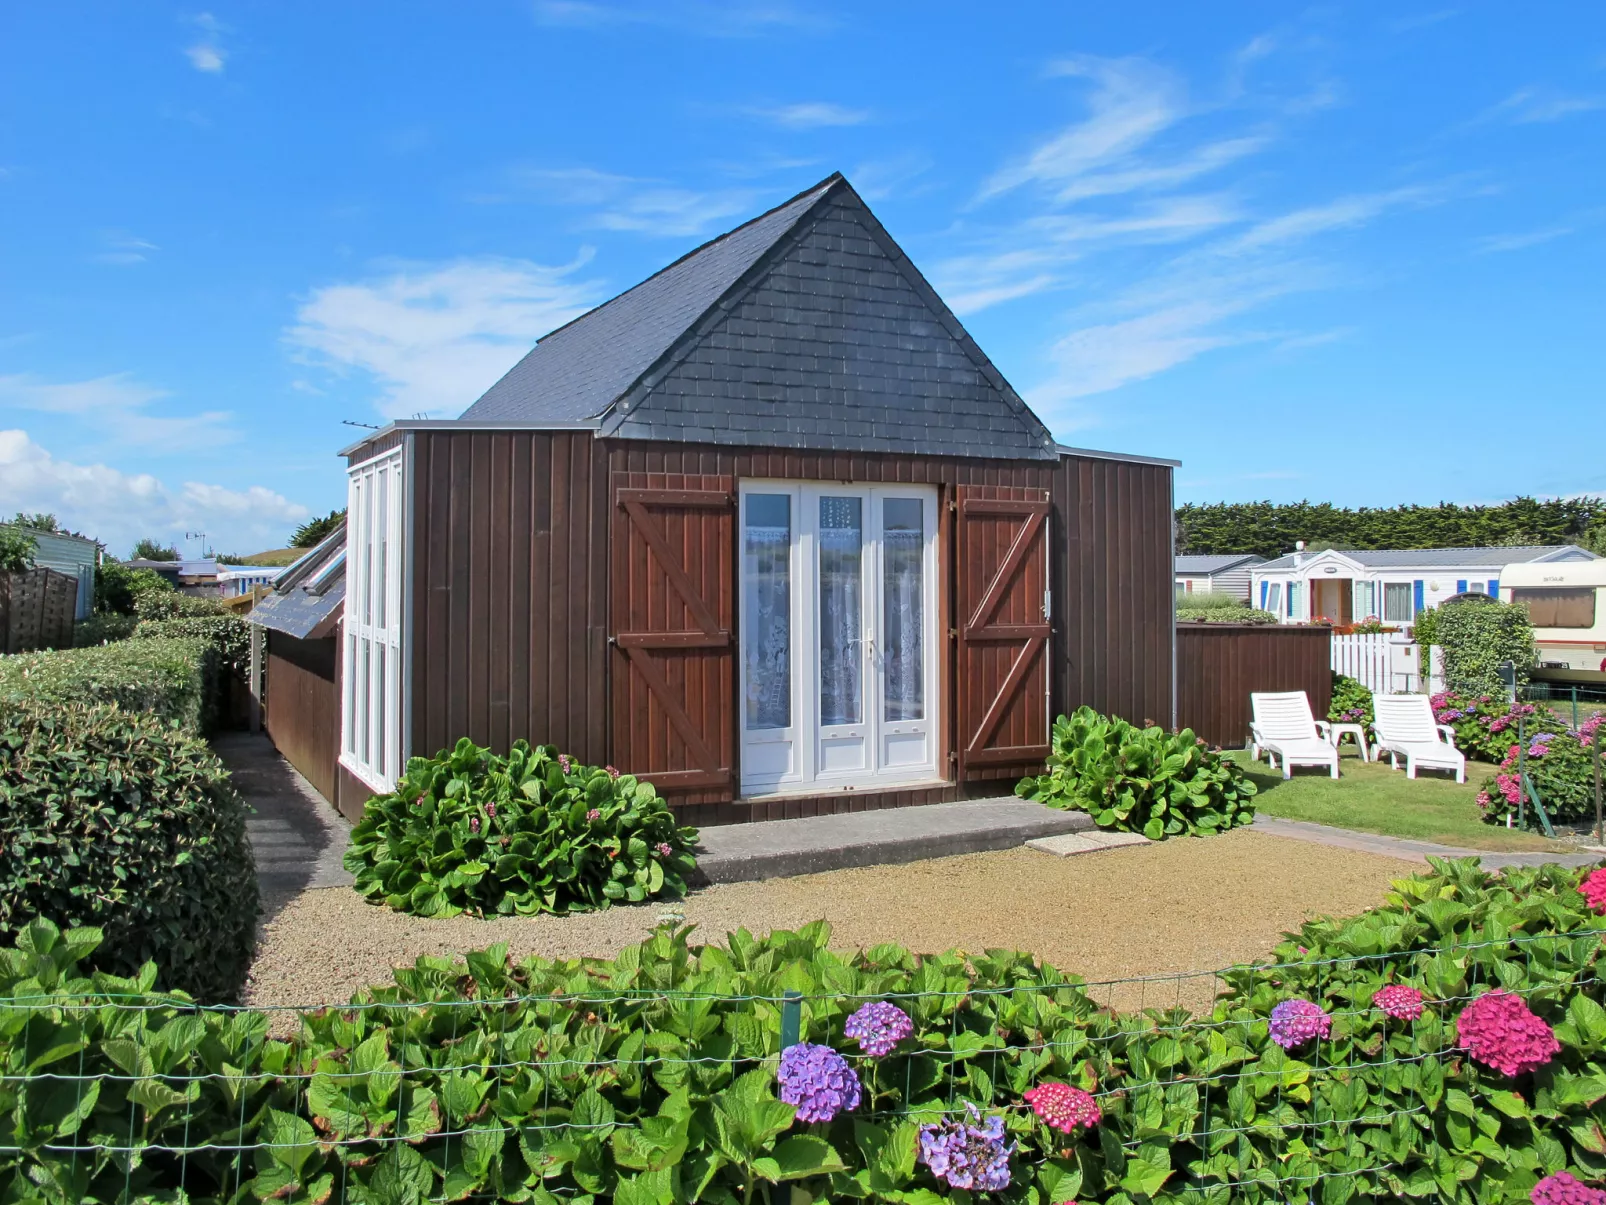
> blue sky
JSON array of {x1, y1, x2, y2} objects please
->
[{"x1": 2, "y1": 3, "x2": 1603, "y2": 555}]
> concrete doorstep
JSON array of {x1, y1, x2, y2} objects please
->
[{"x1": 692, "y1": 798, "x2": 1093, "y2": 884}]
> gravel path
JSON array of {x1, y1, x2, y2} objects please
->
[{"x1": 246, "y1": 829, "x2": 1408, "y2": 1015}]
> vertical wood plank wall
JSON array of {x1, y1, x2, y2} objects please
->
[
  {"x1": 1052, "y1": 455, "x2": 1176, "y2": 728},
  {"x1": 1175, "y1": 623, "x2": 1333, "y2": 749},
  {"x1": 405, "y1": 430, "x2": 1176, "y2": 819},
  {"x1": 263, "y1": 631, "x2": 374, "y2": 821}
]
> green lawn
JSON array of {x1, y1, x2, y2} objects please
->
[{"x1": 1228, "y1": 748, "x2": 1571, "y2": 853}]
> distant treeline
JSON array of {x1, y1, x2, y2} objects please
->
[{"x1": 1176, "y1": 497, "x2": 1606, "y2": 559}]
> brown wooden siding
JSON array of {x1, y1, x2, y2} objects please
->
[
  {"x1": 1176, "y1": 623, "x2": 1333, "y2": 749},
  {"x1": 404, "y1": 431, "x2": 1175, "y2": 824},
  {"x1": 410, "y1": 429, "x2": 611, "y2": 764},
  {"x1": 345, "y1": 428, "x2": 405, "y2": 467},
  {"x1": 1052, "y1": 454, "x2": 1175, "y2": 728},
  {"x1": 263, "y1": 630, "x2": 377, "y2": 821}
]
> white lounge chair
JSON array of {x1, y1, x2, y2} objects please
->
[
  {"x1": 1250, "y1": 691, "x2": 1340, "y2": 779},
  {"x1": 1371, "y1": 694, "x2": 1466, "y2": 783}
]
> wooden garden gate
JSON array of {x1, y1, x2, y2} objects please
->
[
  {"x1": 610, "y1": 473, "x2": 736, "y2": 802},
  {"x1": 954, "y1": 485, "x2": 1052, "y2": 779}
]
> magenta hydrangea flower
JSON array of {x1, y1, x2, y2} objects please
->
[
  {"x1": 1023, "y1": 1082, "x2": 1101, "y2": 1134},
  {"x1": 777, "y1": 1043, "x2": 861, "y2": 1123},
  {"x1": 1268, "y1": 998, "x2": 1331, "y2": 1049},
  {"x1": 843, "y1": 1001, "x2": 914, "y2": 1057},
  {"x1": 918, "y1": 1104, "x2": 1013, "y2": 1192},
  {"x1": 604, "y1": 764, "x2": 621, "y2": 779},
  {"x1": 468, "y1": 816, "x2": 480, "y2": 834},
  {"x1": 558, "y1": 753, "x2": 572, "y2": 773},
  {"x1": 654, "y1": 841, "x2": 673, "y2": 857},
  {"x1": 1374, "y1": 984, "x2": 1426, "y2": 1022},
  {"x1": 1456, "y1": 990, "x2": 1559, "y2": 1077},
  {"x1": 1580, "y1": 867, "x2": 1606, "y2": 915},
  {"x1": 585, "y1": 808, "x2": 601, "y2": 822},
  {"x1": 1532, "y1": 1172, "x2": 1606, "y2": 1205}
]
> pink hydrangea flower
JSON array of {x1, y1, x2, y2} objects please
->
[
  {"x1": 1268, "y1": 998, "x2": 1331, "y2": 1049},
  {"x1": 1374, "y1": 984, "x2": 1425, "y2": 1021},
  {"x1": 1455, "y1": 990, "x2": 1559, "y2": 1077},
  {"x1": 1532, "y1": 1172, "x2": 1606, "y2": 1205},
  {"x1": 1023, "y1": 1083, "x2": 1101, "y2": 1134},
  {"x1": 1580, "y1": 867, "x2": 1606, "y2": 915},
  {"x1": 655, "y1": 841, "x2": 673, "y2": 857},
  {"x1": 558, "y1": 753, "x2": 572, "y2": 773},
  {"x1": 605, "y1": 764, "x2": 621, "y2": 779}
]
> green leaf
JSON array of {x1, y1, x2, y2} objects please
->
[
  {"x1": 754, "y1": 1136, "x2": 848, "y2": 1182},
  {"x1": 1118, "y1": 1141, "x2": 1172, "y2": 1197}
]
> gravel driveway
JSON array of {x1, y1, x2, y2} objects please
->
[{"x1": 245, "y1": 829, "x2": 1407, "y2": 1015}]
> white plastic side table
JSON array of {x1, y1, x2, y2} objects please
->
[{"x1": 1329, "y1": 722, "x2": 1369, "y2": 761}]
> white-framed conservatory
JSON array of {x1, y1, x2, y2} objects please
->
[{"x1": 340, "y1": 447, "x2": 406, "y2": 792}]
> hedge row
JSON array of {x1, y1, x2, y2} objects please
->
[
  {"x1": 0, "y1": 635, "x2": 215, "y2": 731},
  {"x1": 3, "y1": 857, "x2": 1603, "y2": 1204}
]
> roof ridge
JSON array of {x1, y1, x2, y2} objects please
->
[{"x1": 531, "y1": 173, "x2": 843, "y2": 348}]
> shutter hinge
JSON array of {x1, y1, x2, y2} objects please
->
[
  {"x1": 949, "y1": 628, "x2": 959, "y2": 640},
  {"x1": 948, "y1": 499, "x2": 957, "y2": 512}
]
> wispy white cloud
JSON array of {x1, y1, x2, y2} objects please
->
[
  {"x1": 0, "y1": 429, "x2": 307, "y2": 556},
  {"x1": 1482, "y1": 87, "x2": 1606, "y2": 125},
  {"x1": 91, "y1": 230, "x2": 158, "y2": 266},
  {"x1": 849, "y1": 153, "x2": 932, "y2": 201},
  {"x1": 747, "y1": 101, "x2": 869, "y2": 129},
  {"x1": 1385, "y1": 9, "x2": 1459, "y2": 34},
  {"x1": 503, "y1": 166, "x2": 762, "y2": 237},
  {"x1": 978, "y1": 56, "x2": 1185, "y2": 201},
  {"x1": 1474, "y1": 225, "x2": 1574, "y2": 254},
  {"x1": 184, "y1": 12, "x2": 226, "y2": 73},
  {"x1": 1052, "y1": 135, "x2": 1268, "y2": 203},
  {"x1": 286, "y1": 256, "x2": 605, "y2": 419},
  {"x1": 1223, "y1": 185, "x2": 1446, "y2": 253},
  {"x1": 0, "y1": 372, "x2": 234, "y2": 449}
]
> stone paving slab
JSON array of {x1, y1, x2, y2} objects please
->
[
  {"x1": 1027, "y1": 829, "x2": 1153, "y2": 856},
  {"x1": 694, "y1": 799, "x2": 1093, "y2": 884},
  {"x1": 212, "y1": 732, "x2": 354, "y2": 911},
  {"x1": 1251, "y1": 815, "x2": 1604, "y2": 870}
]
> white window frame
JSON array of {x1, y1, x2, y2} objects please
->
[{"x1": 341, "y1": 448, "x2": 405, "y2": 793}]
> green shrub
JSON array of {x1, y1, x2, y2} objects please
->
[
  {"x1": 1328, "y1": 672, "x2": 1374, "y2": 726},
  {"x1": 0, "y1": 636, "x2": 212, "y2": 731},
  {"x1": 71, "y1": 613, "x2": 138, "y2": 647},
  {"x1": 1175, "y1": 605, "x2": 1279, "y2": 624},
  {"x1": 0, "y1": 527, "x2": 36, "y2": 572},
  {"x1": 1475, "y1": 714, "x2": 1604, "y2": 826},
  {"x1": 346, "y1": 737, "x2": 699, "y2": 917},
  {"x1": 1016, "y1": 705, "x2": 1258, "y2": 837},
  {"x1": 94, "y1": 559, "x2": 174, "y2": 615},
  {"x1": 134, "y1": 613, "x2": 250, "y2": 675},
  {"x1": 134, "y1": 588, "x2": 227, "y2": 621},
  {"x1": 1437, "y1": 599, "x2": 1537, "y2": 695},
  {"x1": 0, "y1": 703, "x2": 257, "y2": 1001},
  {"x1": 1173, "y1": 588, "x2": 1251, "y2": 610},
  {"x1": 4, "y1": 857, "x2": 1606, "y2": 1205},
  {"x1": 1430, "y1": 689, "x2": 1565, "y2": 764}
]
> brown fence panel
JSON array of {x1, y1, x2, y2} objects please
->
[
  {"x1": 0, "y1": 568, "x2": 78, "y2": 653},
  {"x1": 1176, "y1": 623, "x2": 1333, "y2": 749},
  {"x1": 264, "y1": 633, "x2": 342, "y2": 812}
]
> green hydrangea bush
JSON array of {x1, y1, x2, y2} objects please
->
[
  {"x1": 1329, "y1": 672, "x2": 1375, "y2": 727},
  {"x1": 0, "y1": 702, "x2": 257, "y2": 1001},
  {"x1": 4, "y1": 858, "x2": 1606, "y2": 1204},
  {"x1": 345, "y1": 737, "x2": 699, "y2": 917},
  {"x1": 1016, "y1": 705, "x2": 1258, "y2": 838}
]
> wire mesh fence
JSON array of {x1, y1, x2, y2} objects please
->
[{"x1": 3, "y1": 912, "x2": 1604, "y2": 1205}]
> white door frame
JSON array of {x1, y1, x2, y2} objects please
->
[{"x1": 738, "y1": 480, "x2": 940, "y2": 797}]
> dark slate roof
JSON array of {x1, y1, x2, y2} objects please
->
[
  {"x1": 1175, "y1": 554, "x2": 1264, "y2": 574},
  {"x1": 457, "y1": 173, "x2": 1058, "y2": 461},
  {"x1": 462, "y1": 178, "x2": 837, "y2": 423},
  {"x1": 1256, "y1": 545, "x2": 1598, "y2": 571},
  {"x1": 249, "y1": 525, "x2": 346, "y2": 639}
]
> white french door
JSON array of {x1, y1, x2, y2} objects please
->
[{"x1": 739, "y1": 482, "x2": 940, "y2": 796}]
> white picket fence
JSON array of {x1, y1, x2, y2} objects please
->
[{"x1": 1332, "y1": 633, "x2": 1433, "y2": 694}]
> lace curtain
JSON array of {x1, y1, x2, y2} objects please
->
[
  {"x1": 818, "y1": 496, "x2": 862, "y2": 727},
  {"x1": 882, "y1": 498, "x2": 924, "y2": 721},
  {"x1": 743, "y1": 496, "x2": 791, "y2": 730}
]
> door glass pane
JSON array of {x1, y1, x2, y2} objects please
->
[
  {"x1": 375, "y1": 468, "x2": 388, "y2": 629},
  {"x1": 882, "y1": 498, "x2": 924, "y2": 721},
  {"x1": 744, "y1": 494, "x2": 791, "y2": 730},
  {"x1": 818, "y1": 496, "x2": 862, "y2": 726}
]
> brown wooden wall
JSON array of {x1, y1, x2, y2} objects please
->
[
  {"x1": 1176, "y1": 623, "x2": 1333, "y2": 749},
  {"x1": 1052, "y1": 454, "x2": 1175, "y2": 729},
  {"x1": 264, "y1": 630, "x2": 369, "y2": 822},
  {"x1": 406, "y1": 429, "x2": 1175, "y2": 820}
]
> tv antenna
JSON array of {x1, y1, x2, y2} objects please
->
[{"x1": 184, "y1": 531, "x2": 210, "y2": 557}]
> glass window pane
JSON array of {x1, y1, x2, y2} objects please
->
[
  {"x1": 1513, "y1": 587, "x2": 1596, "y2": 628},
  {"x1": 1383, "y1": 582, "x2": 1413, "y2": 622},
  {"x1": 743, "y1": 494, "x2": 792, "y2": 730},
  {"x1": 1267, "y1": 583, "x2": 1282, "y2": 614},
  {"x1": 1287, "y1": 582, "x2": 1301, "y2": 618},
  {"x1": 375, "y1": 645, "x2": 386, "y2": 773},
  {"x1": 818, "y1": 496, "x2": 862, "y2": 726},
  {"x1": 375, "y1": 468, "x2": 388, "y2": 629},
  {"x1": 882, "y1": 498, "x2": 924, "y2": 721}
]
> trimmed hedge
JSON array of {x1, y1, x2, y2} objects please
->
[
  {"x1": 2, "y1": 858, "x2": 1605, "y2": 1204},
  {"x1": 1016, "y1": 706, "x2": 1258, "y2": 837},
  {"x1": 0, "y1": 702, "x2": 257, "y2": 1001},
  {"x1": 134, "y1": 613, "x2": 250, "y2": 675},
  {"x1": 0, "y1": 635, "x2": 213, "y2": 731},
  {"x1": 71, "y1": 613, "x2": 138, "y2": 647},
  {"x1": 1437, "y1": 600, "x2": 1538, "y2": 695}
]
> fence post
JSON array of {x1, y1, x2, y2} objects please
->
[
  {"x1": 780, "y1": 990, "x2": 802, "y2": 1050},
  {"x1": 248, "y1": 625, "x2": 263, "y2": 733}
]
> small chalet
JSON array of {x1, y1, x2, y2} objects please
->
[{"x1": 253, "y1": 174, "x2": 1179, "y2": 824}]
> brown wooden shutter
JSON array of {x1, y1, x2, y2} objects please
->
[
  {"x1": 610, "y1": 473, "x2": 735, "y2": 799},
  {"x1": 955, "y1": 485, "x2": 1051, "y2": 778}
]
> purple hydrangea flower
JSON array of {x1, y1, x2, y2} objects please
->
[
  {"x1": 918, "y1": 1104, "x2": 1013, "y2": 1192},
  {"x1": 777, "y1": 1043, "x2": 861, "y2": 1123},
  {"x1": 1268, "y1": 998, "x2": 1331, "y2": 1049},
  {"x1": 843, "y1": 1001, "x2": 914, "y2": 1057}
]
